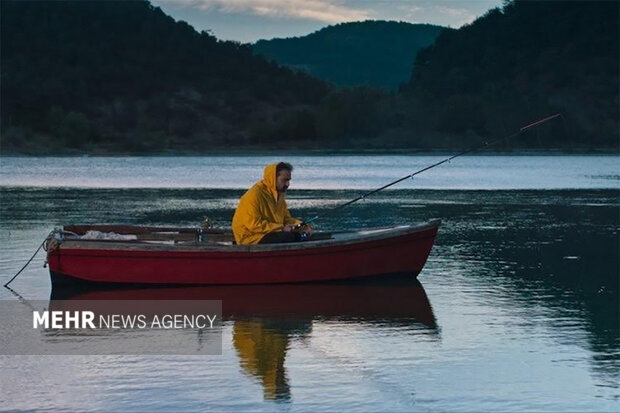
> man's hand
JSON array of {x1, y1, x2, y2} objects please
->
[{"x1": 283, "y1": 224, "x2": 312, "y2": 235}]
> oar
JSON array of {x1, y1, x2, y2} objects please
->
[{"x1": 304, "y1": 113, "x2": 562, "y2": 225}]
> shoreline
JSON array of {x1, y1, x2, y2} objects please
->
[{"x1": 1, "y1": 147, "x2": 619, "y2": 157}]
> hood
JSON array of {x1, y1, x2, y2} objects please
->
[{"x1": 261, "y1": 163, "x2": 279, "y2": 201}]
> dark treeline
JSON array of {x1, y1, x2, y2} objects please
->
[
  {"x1": 1, "y1": 0, "x2": 618, "y2": 154},
  {"x1": 401, "y1": 0, "x2": 619, "y2": 150},
  {"x1": 253, "y1": 21, "x2": 445, "y2": 90},
  {"x1": 0, "y1": 0, "x2": 328, "y2": 153}
]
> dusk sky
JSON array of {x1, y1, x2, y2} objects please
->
[{"x1": 151, "y1": 0, "x2": 503, "y2": 43}]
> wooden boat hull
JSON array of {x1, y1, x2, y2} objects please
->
[{"x1": 47, "y1": 220, "x2": 440, "y2": 286}]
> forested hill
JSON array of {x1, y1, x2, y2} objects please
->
[
  {"x1": 1, "y1": 1, "x2": 617, "y2": 154},
  {"x1": 402, "y1": 0, "x2": 619, "y2": 149},
  {"x1": 253, "y1": 21, "x2": 445, "y2": 89},
  {"x1": 0, "y1": 0, "x2": 329, "y2": 153}
]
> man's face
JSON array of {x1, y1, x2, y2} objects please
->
[{"x1": 276, "y1": 170, "x2": 291, "y2": 193}]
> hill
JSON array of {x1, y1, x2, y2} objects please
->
[
  {"x1": 253, "y1": 21, "x2": 445, "y2": 90},
  {"x1": 0, "y1": 0, "x2": 329, "y2": 153},
  {"x1": 1, "y1": 0, "x2": 617, "y2": 154},
  {"x1": 400, "y1": 0, "x2": 619, "y2": 149}
]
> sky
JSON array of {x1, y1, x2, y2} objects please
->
[{"x1": 151, "y1": 0, "x2": 503, "y2": 43}]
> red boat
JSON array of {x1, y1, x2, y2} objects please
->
[{"x1": 46, "y1": 219, "x2": 440, "y2": 286}]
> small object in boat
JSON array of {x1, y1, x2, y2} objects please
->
[{"x1": 81, "y1": 231, "x2": 136, "y2": 241}]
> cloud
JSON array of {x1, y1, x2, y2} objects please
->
[
  {"x1": 393, "y1": 4, "x2": 423, "y2": 20},
  {"x1": 435, "y1": 5, "x2": 477, "y2": 26},
  {"x1": 167, "y1": 0, "x2": 371, "y2": 23}
]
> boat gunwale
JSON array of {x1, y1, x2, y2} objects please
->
[{"x1": 56, "y1": 219, "x2": 441, "y2": 254}]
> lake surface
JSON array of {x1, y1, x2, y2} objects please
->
[
  {"x1": 0, "y1": 155, "x2": 618, "y2": 411},
  {"x1": 1, "y1": 154, "x2": 618, "y2": 189}
]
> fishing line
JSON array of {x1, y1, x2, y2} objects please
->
[{"x1": 304, "y1": 113, "x2": 562, "y2": 225}]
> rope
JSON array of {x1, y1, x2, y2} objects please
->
[{"x1": 3, "y1": 239, "x2": 46, "y2": 288}]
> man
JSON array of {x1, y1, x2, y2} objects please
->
[{"x1": 232, "y1": 162, "x2": 312, "y2": 245}]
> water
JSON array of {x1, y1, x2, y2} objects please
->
[
  {"x1": 1, "y1": 154, "x2": 618, "y2": 189},
  {"x1": 0, "y1": 155, "x2": 618, "y2": 411}
]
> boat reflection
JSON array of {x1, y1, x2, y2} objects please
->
[
  {"x1": 51, "y1": 277, "x2": 438, "y2": 401},
  {"x1": 50, "y1": 277, "x2": 437, "y2": 327}
]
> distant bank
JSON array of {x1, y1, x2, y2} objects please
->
[{"x1": 2, "y1": 146, "x2": 618, "y2": 157}]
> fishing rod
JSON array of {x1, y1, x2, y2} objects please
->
[{"x1": 303, "y1": 113, "x2": 562, "y2": 225}]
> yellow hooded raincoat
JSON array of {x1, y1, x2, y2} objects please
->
[{"x1": 232, "y1": 163, "x2": 302, "y2": 245}]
